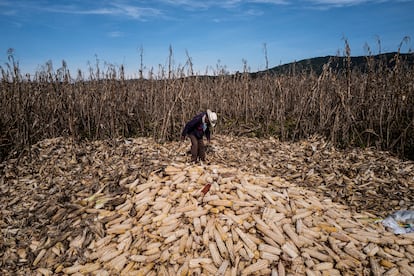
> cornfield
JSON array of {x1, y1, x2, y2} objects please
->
[{"x1": 1, "y1": 46, "x2": 414, "y2": 162}]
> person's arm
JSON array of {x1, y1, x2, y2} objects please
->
[{"x1": 205, "y1": 127, "x2": 211, "y2": 142}]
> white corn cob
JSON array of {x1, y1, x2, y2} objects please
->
[
  {"x1": 189, "y1": 258, "x2": 213, "y2": 268},
  {"x1": 224, "y1": 210, "x2": 243, "y2": 225},
  {"x1": 214, "y1": 229, "x2": 229, "y2": 259},
  {"x1": 281, "y1": 242, "x2": 298, "y2": 259},
  {"x1": 363, "y1": 243, "x2": 380, "y2": 257},
  {"x1": 101, "y1": 249, "x2": 122, "y2": 262},
  {"x1": 282, "y1": 223, "x2": 304, "y2": 248},
  {"x1": 159, "y1": 249, "x2": 171, "y2": 263},
  {"x1": 344, "y1": 242, "x2": 366, "y2": 260},
  {"x1": 130, "y1": 255, "x2": 146, "y2": 262},
  {"x1": 383, "y1": 267, "x2": 399, "y2": 276},
  {"x1": 369, "y1": 257, "x2": 382, "y2": 276},
  {"x1": 209, "y1": 242, "x2": 223, "y2": 267},
  {"x1": 292, "y1": 210, "x2": 313, "y2": 222},
  {"x1": 186, "y1": 209, "x2": 209, "y2": 218},
  {"x1": 185, "y1": 233, "x2": 194, "y2": 252},
  {"x1": 143, "y1": 247, "x2": 160, "y2": 256},
  {"x1": 161, "y1": 212, "x2": 182, "y2": 225},
  {"x1": 202, "y1": 263, "x2": 219, "y2": 275},
  {"x1": 178, "y1": 233, "x2": 188, "y2": 253},
  {"x1": 277, "y1": 261, "x2": 286, "y2": 276},
  {"x1": 79, "y1": 263, "x2": 101, "y2": 273},
  {"x1": 175, "y1": 204, "x2": 197, "y2": 213},
  {"x1": 62, "y1": 264, "x2": 83, "y2": 274},
  {"x1": 239, "y1": 248, "x2": 249, "y2": 260},
  {"x1": 241, "y1": 259, "x2": 269, "y2": 276},
  {"x1": 258, "y1": 244, "x2": 282, "y2": 255},
  {"x1": 33, "y1": 249, "x2": 46, "y2": 266},
  {"x1": 36, "y1": 268, "x2": 53, "y2": 276},
  {"x1": 107, "y1": 253, "x2": 128, "y2": 272},
  {"x1": 164, "y1": 233, "x2": 178, "y2": 244},
  {"x1": 217, "y1": 260, "x2": 229, "y2": 276},
  {"x1": 137, "y1": 263, "x2": 155, "y2": 275},
  {"x1": 260, "y1": 251, "x2": 280, "y2": 262},
  {"x1": 235, "y1": 227, "x2": 257, "y2": 251},
  {"x1": 256, "y1": 223, "x2": 285, "y2": 246},
  {"x1": 302, "y1": 248, "x2": 333, "y2": 262},
  {"x1": 313, "y1": 262, "x2": 334, "y2": 271},
  {"x1": 146, "y1": 253, "x2": 161, "y2": 263},
  {"x1": 383, "y1": 247, "x2": 405, "y2": 258}
]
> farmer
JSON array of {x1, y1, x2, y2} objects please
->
[{"x1": 181, "y1": 109, "x2": 217, "y2": 163}]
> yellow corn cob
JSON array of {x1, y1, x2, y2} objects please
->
[
  {"x1": 209, "y1": 200, "x2": 233, "y2": 207},
  {"x1": 379, "y1": 259, "x2": 395, "y2": 268}
]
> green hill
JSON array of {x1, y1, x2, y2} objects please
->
[{"x1": 252, "y1": 52, "x2": 414, "y2": 76}]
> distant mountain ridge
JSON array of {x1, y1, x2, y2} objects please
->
[{"x1": 253, "y1": 52, "x2": 414, "y2": 76}]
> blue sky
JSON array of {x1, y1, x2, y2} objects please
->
[{"x1": 1, "y1": 0, "x2": 413, "y2": 78}]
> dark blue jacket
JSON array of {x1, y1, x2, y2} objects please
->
[{"x1": 182, "y1": 112, "x2": 211, "y2": 141}]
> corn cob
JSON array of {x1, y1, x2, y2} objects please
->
[
  {"x1": 209, "y1": 242, "x2": 223, "y2": 267},
  {"x1": 235, "y1": 227, "x2": 257, "y2": 251},
  {"x1": 241, "y1": 259, "x2": 269, "y2": 276}
]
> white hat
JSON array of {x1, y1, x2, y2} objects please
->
[{"x1": 207, "y1": 109, "x2": 217, "y2": 127}]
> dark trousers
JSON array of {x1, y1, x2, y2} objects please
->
[{"x1": 189, "y1": 135, "x2": 205, "y2": 162}]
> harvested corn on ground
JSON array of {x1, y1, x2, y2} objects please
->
[{"x1": 1, "y1": 135, "x2": 413, "y2": 275}]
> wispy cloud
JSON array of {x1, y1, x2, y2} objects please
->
[
  {"x1": 1, "y1": 0, "x2": 162, "y2": 20},
  {"x1": 248, "y1": 0, "x2": 289, "y2": 4},
  {"x1": 107, "y1": 31, "x2": 124, "y2": 38},
  {"x1": 306, "y1": 0, "x2": 389, "y2": 8},
  {"x1": 43, "y1": 3, "x2": 162, "y2": 20},
  {"x1": 158, "y1": 0, "x2": 287, "y2": 9}
]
